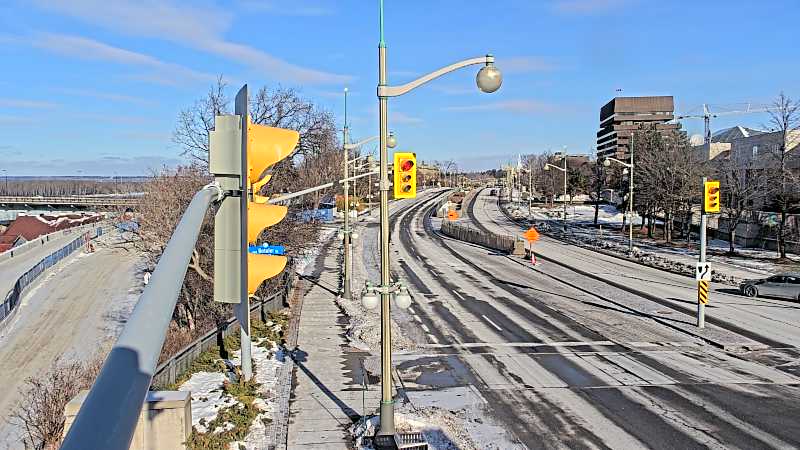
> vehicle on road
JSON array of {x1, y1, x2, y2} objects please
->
[{"x1": 740, "y1": 272, "x2": 800, "y2": 300}]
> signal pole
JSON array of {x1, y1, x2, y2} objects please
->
[
  {"x1": 235, "y1": 86, "x2": 254, "y2": 380},
  {"x1": 698, "y1": 177, "x2": 707, "y2": 328}
]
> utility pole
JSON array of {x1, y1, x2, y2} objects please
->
[{"x1": 628, "y1": 133, "x2": 635, "y2": 252}]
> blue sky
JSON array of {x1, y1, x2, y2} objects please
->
[{"x1": 0, "y1": 0, "x2": 798, "y2": 175}]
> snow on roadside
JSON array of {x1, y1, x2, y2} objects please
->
[{"x1": 294, "y1": 227, "x2": 337, "y2": 276}]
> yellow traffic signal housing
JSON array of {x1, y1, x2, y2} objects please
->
[
  {"x1": 393, "y1": 152, "x2": 417, "y2": 198},
  {"x1": 245, "y1": 118, "x2": 299, "y2": 295},
  {"x1": 703, "y1": 180, "x2": 721, "y2": 214}
]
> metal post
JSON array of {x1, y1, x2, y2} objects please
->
[
  {"x1": 629, "y1": 133, "x2": 634, "y2": 253},
  {"x1": 343, "y1": 89, "x2": 352, "y2": 300},
  {"x1": 234, "y1": 86, "x2": 253, "y2": 381},
  {"x1": 377, "y1": 0, "x2": 395, "y2": 435},
  {"x1": 698, "y1": 176, "x2": 707, "y2": 328},
  {"x1": 528, "y1": 166, "x2": 532, "y2": 217},
  {"x1": 563, "y1": 156, "x2": 567, "y2": 230}
]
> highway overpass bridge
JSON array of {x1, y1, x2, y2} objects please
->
[{"x1": 0, "y1": 195, "x2": 140, "y2": 210}]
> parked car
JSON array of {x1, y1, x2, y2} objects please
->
[{"x1": 740, "y1": 272, "x2": 800, "y2": 300}]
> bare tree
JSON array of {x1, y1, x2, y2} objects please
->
[
  {"x1": 765, "y1": 92, "x2": 800, "y2": 259},
  {"x1": 716, "y1": 151, "x2": 767, "y2": 254},
  {"x1": 635, "y1": 124, "x2": 700, "y2": 242},
  {"x1": 173, "y1": 76, "x2": 229, "y2": 165},
  {"x1": 9, "y1": 357, "x2": 103, "y2": 450}
]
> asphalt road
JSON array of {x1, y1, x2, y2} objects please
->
[
  {"x1": 0, "y1": 244, "x2": 140, "y2": 449},
  {"x1": 367, "y1": 188, "x2": 800, "y2": 449}
]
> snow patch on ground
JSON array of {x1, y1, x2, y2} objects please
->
[
  {"x1": 179, "y1": 372, "x2": 230, "y2": 433},
  {"x1": 295, "y1": 227, "x2": 337, "y2": 276},
  {"x1": 178, "y1": 337, "x2": 287, "y2": 445},
  {"x1": 229, "y1": 342, "x2": 288, "y2": 449}
]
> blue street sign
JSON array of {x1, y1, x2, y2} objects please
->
[{"x1": 248, "y1": 244, "x2": 286, "y2": 255}]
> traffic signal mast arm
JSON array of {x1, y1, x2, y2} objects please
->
[{"x1": 267, "y1": 169, "x2": 379, "y2": 204}]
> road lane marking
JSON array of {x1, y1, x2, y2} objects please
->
[
  {"x1": 420, "y1": 340, "x2": 617, "y2": 348},
  {"x1": 482, "y1": 315, "x2": 503, "y2": 332},
  {"x1": 453, "y1": 291, "x2": 465, "y2": 300},
  {"x1": 421, "y1": 324, "x2": 431, "y2": 333},
  {"x1": 426, "y1": 333, "x2": 438, "y2": 343}
]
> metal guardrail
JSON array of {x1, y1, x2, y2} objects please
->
[
  {"x1": 61, "y1": 184, "x2": 221, "y2": 450},
  {"x1": 0, "y1": 227, "x2": 102, "y2": 327},
  {"x1": 0, "y1": 195, "x2": 139, "y2": 207},
  {"x1": 150, "y1": 263, "x2": 296, "y2": 389}
]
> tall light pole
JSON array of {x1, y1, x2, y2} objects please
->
[
  {"x1": 1, "y1": 169, "x2": 7, "y2": 195},
  {"x1": 603, "y1": 137, "x2": 635, "y2": 252},
  {"x1": 544, "y1": 156, "x2": 568, "y2": 230},
  {"x1": 372, "y1": 0, "x2": 501, "y2": 438},
  {"x1": 342, "y1": 88, "x2": 394, "y2": 300}
]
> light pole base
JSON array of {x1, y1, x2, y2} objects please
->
[
  {"x1": 342, "y1": 284, "x2": 352, "y2": 300},
  {"x1": 376, "y1": 400, "x2": 395, "y2": 437}
]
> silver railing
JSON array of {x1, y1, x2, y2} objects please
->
[{"x1": 61, "y1": 184, "x2": 222, "y2": 450}]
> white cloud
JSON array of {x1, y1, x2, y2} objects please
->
[
  {"x1": 237, "y1": 0, "x2": 334, "y2": 16},
  {"x1": 0, "y1": 98, "x2": 59, "y2": 109},
  {"x1": 442, "y1": 100, "x2": 556, "y2": 114},
  {"x1": 31, "y1": 33, "x2": 214, "y2": 86},
  {"x1": 56, "y1": 88, "x2": 154, "y2": 106},
  {"x1": 551, "y1": 0, "x2": 630, "y2": 14},
  {"x1": 31, "y1": 0, "x2": 351, "y2": 85}
]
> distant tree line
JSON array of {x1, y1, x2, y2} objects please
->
[{"x1": 0, "y1": 179, "x2": 145, "y2": 196}]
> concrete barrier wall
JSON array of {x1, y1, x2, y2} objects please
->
[{"x1": 440, "y1": 220, "x2": 518, "y2": 253}]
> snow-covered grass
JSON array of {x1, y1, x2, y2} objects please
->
[{"x1": 175, "y1": 314, "x2": 288, "y2": 450}]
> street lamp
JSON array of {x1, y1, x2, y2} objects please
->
[
  {"x1": 342, "y1": 88, "x2": 396, "y2": 300},
  {"x1": 372, "y1": 0, "x2": 502, "y2": 438},
  {"x1": 603, "y1": 153, "x2": 635, "y2": 253},
  {"x1": 544, "y1": 156, "x2": 568, "y2": 230}
]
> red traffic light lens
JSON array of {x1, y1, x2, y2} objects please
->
[{"x1": 400, "y1": 160, "x2": 414, "y2": 171}]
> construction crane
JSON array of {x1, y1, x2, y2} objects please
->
[{"x1": 676, "y1": 103, "x2": 774, "y2": 144}]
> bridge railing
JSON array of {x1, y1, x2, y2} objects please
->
[{"x1": 61, "y1": 184, "x2": 221, "y2": 450}]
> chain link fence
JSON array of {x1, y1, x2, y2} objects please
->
[{"x1": 0, "y1": 227, "x2": 103, "y2": 326}]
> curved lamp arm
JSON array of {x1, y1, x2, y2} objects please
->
[
  {"x1": 544, "y1": 163, "x2": 566, "y2": 172},
  {"x1": 345, "y1": 135, "x2": 379, "y2": 150},
  {"x1": 378, "y1": 55, "x2": 494, "y2": 98},
  {"x1": 604, "y1": 157, "x2": 632, "y2": 168}
]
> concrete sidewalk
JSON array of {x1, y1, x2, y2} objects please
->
[{"x1": 287, "y1": 239, "x2": 380, "y2": 449}]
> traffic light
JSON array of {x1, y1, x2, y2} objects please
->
[
  {"x1": 393, "y1": 152, "x2": 417, "y2": 198},
  {"x1": 245, "y1": 117, "x2": 299, "y2": 295},
  {"x1": 703, "y1": 180, "x2": 720, "y2": 214}
]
